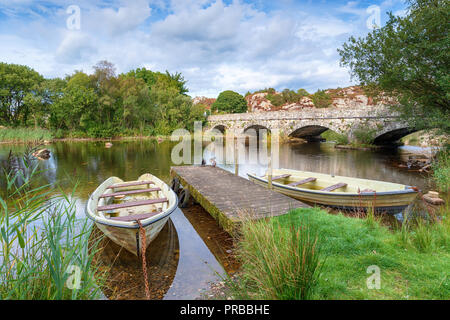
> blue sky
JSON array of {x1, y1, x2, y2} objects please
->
[{"x1": 0, "y1": 0, "x2": 407, "y2": 97}]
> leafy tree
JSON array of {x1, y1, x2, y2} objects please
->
[
  {"x1": 212, "y1": 90, "x2": 248, "y2": 113},
  {"x1": 338, "y1": 0, "x2": 450, "y2": 133},
  {"x1": 0, "y1": 63, "x2": 43, "y2": 125}
]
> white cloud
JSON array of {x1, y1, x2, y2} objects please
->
[{"x1": 0, "y1": 0, "x2": 406, "y2": 97}]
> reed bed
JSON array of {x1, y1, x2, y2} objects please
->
[
  {"x1": 0, "y1": 127, "x2": 52, "y2": 144},
  {"x1": 0, "y1": 155, "x2": 105, "y2": 300}
]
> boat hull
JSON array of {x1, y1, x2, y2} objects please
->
[
  {"x1": 95, "y1": 216, "x2": 170, "y2": 255},
  {"x1": 86, "y1": 174, "x2": 178, "y2": 255},
  {"x1": 248, "y1": 170, "x2": 418, "y2": 214}
]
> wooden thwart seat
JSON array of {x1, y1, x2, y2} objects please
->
[
  {"x1": 109, "y1": 210, "x2": 162, "y2": 222},
  {"x1": 271, "y1": 174, "x2": 291, "y2": 181},
  {"x1": 97, "y1": 198, "x2": 168, "y2": 212},
  {"x1": 99, "y1": 187, "x2": 161, "y2": 198},
  {"x1": 107, "y1": 180, "x2": 154, "y2": 189},
  {"x1": 321, "y1": 183, "x2": 347, "y2": 192},
  {"x1": 288, "y1": 177, "x2": 316, "y2": 187}
]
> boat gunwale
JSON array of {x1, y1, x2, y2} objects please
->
[
  {"x1": 247, "y1": 173, "x2": 419, "y2": 197},
  {"x1": 85, "y1": 175, "x2": 178, "y2": 229}
]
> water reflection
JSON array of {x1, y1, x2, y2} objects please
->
[{"x1": 0, "y1": 139, "x2": 431, "y2": 299}]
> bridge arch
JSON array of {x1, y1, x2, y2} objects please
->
[
  {"x1": 210, "y1": 124, "x2": 227, "y2": 134},
  {"x1": 288, "y1": 122, "x2": 342, "y2": 141},
  {"x1": 243, "y1": 124, "x2": 272, "y2": 135},
  {"x1": 373, "y1": 127, "x2": 417, "y2": 145}
]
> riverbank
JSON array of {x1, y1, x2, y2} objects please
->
[
  {"x1": 0, "y1": 127, "x2": 171, "y2": 145},
  {"x1": 215, "y1": 205, "x2": 450, "y2": 300}
]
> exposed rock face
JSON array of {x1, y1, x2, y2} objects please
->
[
  {"x1": 192, "y1": 96, "x2": 216, "y2": 110},
  {"x1": 244, "y1": 86, "x2": 394, "y2": 112}
]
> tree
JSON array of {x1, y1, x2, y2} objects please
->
[
  {"x1": 0, "y1": 63, "x2": 43, "y2": 126},
  {"x1": 212, "y1": 90, "x2": 248, "y2": 113},
  {"x1": 338, "y1": 0, "x2": 450, "y2": 133}
]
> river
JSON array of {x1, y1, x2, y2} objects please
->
[{"x1": 0, "y1": 140, "x2": 432, "y2": 299}]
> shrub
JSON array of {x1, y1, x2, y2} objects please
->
[
  {"x1": 353, "y1": 127, "x2": 377, "y2": 145},
  {"x1": 311, "y1": 90, "x2": 332, "y2": 108},
  {"x1": 432, "y1": 150, "x2": 450, "y2": 192}
]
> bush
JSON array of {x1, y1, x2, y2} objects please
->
[
  {"x1": 353, "y1": 127, "x2": 377, "y2": 145},
  {"x1": 321, "y1": 130, "x2": 349, "y2": 145},
  {"x1": 311, "y1": 90, "x2": 332, "y2": 108},
  {"x1": 212, "y1": 90, "x2": 248, "y2": 113},
  {"x1": 432, "y1": 150, "x2": 450, "y2": 192}
]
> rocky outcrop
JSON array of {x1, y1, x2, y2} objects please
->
[
  {"x1": 244, "y1": 86, "x2": 394, "y2": 112},
  {"x1": 192, "y1": 96, "x2": 216, "y2": 110}
]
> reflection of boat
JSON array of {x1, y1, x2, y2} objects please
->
[
  {"x1": 248, "y1": 169, "x2": 419, "y2": 213},
  {"x1": 86, "y1": 173, "x2": 178, "y2": 255}
]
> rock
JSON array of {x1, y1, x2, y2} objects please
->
[
  {"x1": 43, "y1": 140, "x2": 51, "y2": 145},
  {"x1": 105, "y1": 142, "x2": 113, "y2": 148},
  {"x1": 427, "y1": 191, "x2": 440, "y2": 198},
  {"x1": 32, "y1": 148, "x2": 51, "y2": 160},
  {"x1": 423, "y1": 195, "x2": 445, "y2": 205}
]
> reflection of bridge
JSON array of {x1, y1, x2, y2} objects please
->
[{"x1": 207, "y1": 107, "x2": 415, "y2": 145}]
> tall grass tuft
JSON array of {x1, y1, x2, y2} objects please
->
[
  {"x1": 0, "y1": 154, "x2": 105, "y2": 300},
  {"x1": 0, "y1": 127, "x2": 52, "y2": 144},
  {"x1": 228, "y1": 212, "x2": 323, "y2": 300}
]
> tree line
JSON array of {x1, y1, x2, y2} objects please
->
[{"x1": 0, "y1": 61, "x2": 207, "y2": 138}]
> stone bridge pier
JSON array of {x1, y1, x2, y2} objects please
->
[{"x1": 206, "y1": 107, "x2": 414, "y2": 145}]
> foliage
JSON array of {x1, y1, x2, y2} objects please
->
[
  {"x1": 338, "y1": 0, "x2": 450, "y2": 134},
  {"x1": 432, "y1": 149, "x2": 450, "y2": 193},
  {"x1": 321, "y1": 130, "x2": 349, "y2": 145},
  {"x1": 230, "y1": 207, "x2": 450, "y2": 299},
  {"x1": 212, "y1": 90, "x2": 248, "y2": 113},
  {"x1": 311, "y1": 90, "x2": 332, "y2": 108},
  {"x1": 266, "y1": 88, "x2": 310, "y2": 107},
  {"x1": 353, "y1": 127, "x2": 377, "y2": 145},
  {"x1": 0, "y1": 156, "x2": 105, "y2": 299},
  {"x1": 0, "y1": 63, "x2": 43, "y2": 126},
  {"x1": 0, "y1": 127, "x2": 52, "y2": 143},
  {"x1": 0, "y1": 61, "x2": 203, "y2": 139},
  {"x1": 229, "y1": 212, "x2": 322, "y2": 300}
]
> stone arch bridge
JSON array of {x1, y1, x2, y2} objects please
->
[{"x1": 206, "y1": 107, "x2": 414, "y2": 145}]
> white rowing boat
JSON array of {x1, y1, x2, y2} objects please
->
[
  {"x1": 248, "y1": 169, "x2": 419, "y2": 213},
  {"x1": 86, "y1": 173, "x2": 178, "y2": 255}
]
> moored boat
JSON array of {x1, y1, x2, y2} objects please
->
[
  {"x1": 248, "y1": 169, "x2": 419, "y2": 213},
  {"x1": 86, "y1": 173, "x2": 178, "y2": 256}
]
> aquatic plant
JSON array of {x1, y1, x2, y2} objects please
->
[{"x1": 0, "y1": 155, "x2": 105, "y2": 300}]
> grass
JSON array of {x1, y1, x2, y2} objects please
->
[
  {"x1": 226, "y1": 213, "x2": 323, "y2": 300},
  {"x1": 0, "y1": 127, "x2": 53, "y2": 144},
  {"x1": 0, "y1": 154, "x2": 105, "y2": 299},
  {"x1": 228, "y1": 207, "x2": 449, "y2": 300},
  {"x1": 432, "y1": 150, "x2": 450, "y2": 193}
]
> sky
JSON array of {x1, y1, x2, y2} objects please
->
[{"x1": 0, "y1": 0, "x2": 407, "y2": 97}]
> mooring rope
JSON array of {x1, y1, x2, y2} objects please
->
[{"x1": 136, "y1": 220, "x2": 151, "y2": 300}]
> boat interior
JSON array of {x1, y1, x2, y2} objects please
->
[{"x1": 261, "y1": 169, "x2": 410, "y2": 193}]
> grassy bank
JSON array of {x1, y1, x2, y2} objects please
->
[
  {"x1": 0, "y1": 127, "x2": 53, "y2": 144},
  {"x1": 0, "y1": 162, "x2": 105, "y2": 299},
  {"x1": 229, "y1": 207, "x2": 449, "y2": 300}
]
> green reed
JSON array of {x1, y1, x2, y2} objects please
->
[{"x1": 0, "y1": 158, "x2": 105, "y2": 300}]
